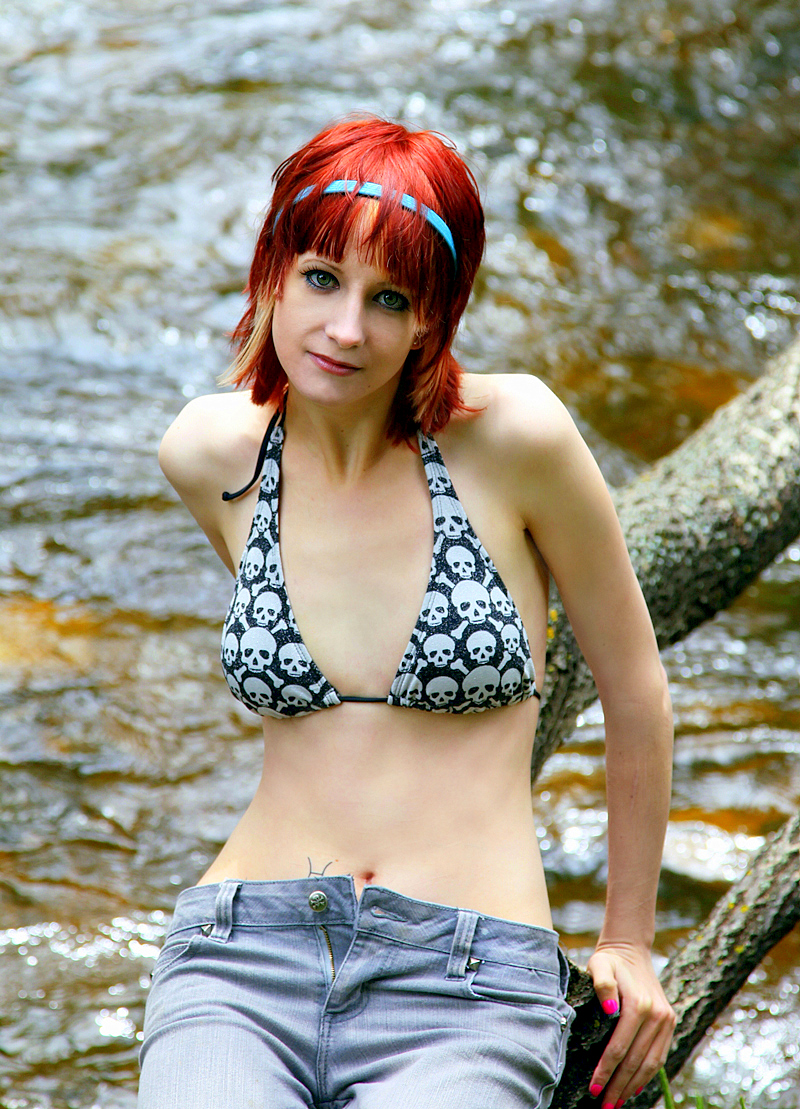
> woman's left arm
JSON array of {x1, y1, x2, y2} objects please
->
[{"x1": 494, "y1": 376, "x2": 676, "y2": 1106}]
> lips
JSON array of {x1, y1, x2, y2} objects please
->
[{"x1": 308, "y1": 351, "x2": 361, "y2": 375}]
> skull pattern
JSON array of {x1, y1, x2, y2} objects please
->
[
  {"x1": 253, "y1": 590, "x2": 283, "y2": 626},
  {"x1": 220, "y1": 411, "x2": 538, "y2": 717},
  {"x1": 220, "y1": 411, "x2": 339, "y2": 717},
  {"x1": 252, "y1": 501, "x2": 272, "y2": 535},
  {"x1": 420, "y1": 590, "x2": 449, "y2": 628},
  {"x1": 466, "y1": 629, "x2": 496, "y2": 665},
  {"x1": 424, "y1": 633, "x2": 456, "y2": 667},
  {"x1": 387, "y1": 433, "x2": 537, "y2": 711},
  {"x1": 241, "y1": 627, "x2": 276, "y2": 670},
  {"x1": 500, "y1": 623, "x2": 521, "y2": 654},
  {"x1": 426, "y1": 675, "x2": 458, "y2": 707},
  {"x1": 278, "y1": 641, "x2": 312, "y2": 678},
  {"x1": 243, "y1": 547, "x2": 264, "y2": 581},
  {"x1": 451, "y1": 579, "x2": 492, "y2": 624},
  {"x1": 463, "y1": 664, "x2": 502, "y2": 706},
  {"x1": 446, "y1": 545, "x2": 476, "y2": 579},
  {"x1": 431, "y1": 494, "x2": 469, "y2": 540}
]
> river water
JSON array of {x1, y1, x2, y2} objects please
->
[{"x1": 1, "y1": 0, "x2": 798, "y2": 1105}]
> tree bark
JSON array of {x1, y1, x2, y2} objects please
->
[
  {"x1": 534, "y1": 333, "x2": 800, "y2": 780},
  {"x1": 552, "y1": 812, "x2": 800, "y2": 1109},
  {"x1": 538, "y1": 335, "x2": 800, "y2": 1103}
]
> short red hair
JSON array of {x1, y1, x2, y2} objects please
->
[{"x1": 223, "y1": 116, "x2": 485, "y2": 440}]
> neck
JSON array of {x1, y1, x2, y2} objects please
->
[{"x1": 282, "y1": 388, "x2": 405, "y2": 483}]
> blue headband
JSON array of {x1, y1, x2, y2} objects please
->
[{"x1": 275, "y1": 179, "x2": 457, "y2": 265}]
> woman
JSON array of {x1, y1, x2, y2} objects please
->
[{"x1": 139, "y1": 116, "x2": 675, "y2": 1109}]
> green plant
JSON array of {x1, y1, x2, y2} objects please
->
[{"x1": 657, "y1": 1068, "x2": 747, "y2": 1109}]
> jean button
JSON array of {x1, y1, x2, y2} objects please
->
[{"x1": 309, "y1": 890, "x2": 329, "y2": 913}]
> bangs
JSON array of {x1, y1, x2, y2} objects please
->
[
  {"x1": 274, "y1": 190, "x2": 449, "y2": 322},
  {"x1": 223, "y1": 116, "x2": 485, "y2": 440}
]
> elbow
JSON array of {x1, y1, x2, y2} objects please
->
[
  {"x1": 598, "y1": 655, "x2": 674, "y2": 745},
  {"x1": 656, "y1": 658, "x2": 673, "y2": 723},
  {"x1": 642, "y1": 657, "x2": 673, "y2": 732}
]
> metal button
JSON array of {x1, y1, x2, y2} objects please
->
[{"x1": 308, "y1": 890, "x2": 328, "y2": 913}]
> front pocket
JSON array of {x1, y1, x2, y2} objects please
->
[
  {"x1": 466, "y1": 958, "x2": 563, "y2": 1007},
  {"x1": 150, "y1": 928, "x2": 205, "y2": 982}
]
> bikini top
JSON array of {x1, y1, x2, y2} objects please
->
[{"x1": 220, "y1": 408, "x2": 539, "y2": 718}]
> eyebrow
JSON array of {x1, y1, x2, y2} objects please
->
[
  {"x1": 301, "y1": 253, "x2": 338, "y2": 267},
  {"x1": 301, "y1": 255, "x2": 408, "y2": 291}
]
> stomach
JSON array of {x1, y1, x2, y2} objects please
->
[{"x1": 197, "y1": 698, "x2": 554, "y2": 929}]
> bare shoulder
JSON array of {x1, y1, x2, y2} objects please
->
[
  {"x1": 456, "y1": 372, "x2": 581, "y2": 471},
  {"x1": 159, "y1": 389, "x2": 270, "y2": 499},
  {"x1": 452, "y1": 371, "x2": 614, "y2": 540}
]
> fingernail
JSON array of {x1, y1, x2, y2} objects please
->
[
  {"x1": 601, "y1": 998, "x2": 619, "y2": 1015},
  {"x1": 602, "y1": 1102, "x2": 616, "y2": 1109},
  {"x1": 616, "y1": 1101, "x2": 625, "y2": 1108},
  {"x1": 635, "y1": 1089, "x2": 644, "y2": 1096},
  {"x1": 589, "y1": 1083, "x2": 604, "y2": 1097}
]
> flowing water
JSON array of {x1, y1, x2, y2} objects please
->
[{"x1": 1, "y1": 0, "x2": 799, "y2": 1104}]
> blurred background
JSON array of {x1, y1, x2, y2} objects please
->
[{"x1": 0, "y1": 0, "x2": 798, "y2": 1105}]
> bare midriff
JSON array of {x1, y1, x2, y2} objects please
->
[{"x1": 198, "y1": 696, "x2": 553, "y2": 929}]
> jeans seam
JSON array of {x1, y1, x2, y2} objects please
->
[{"x1": 360, "y1": 932, "x2": 559, "y2": 975}]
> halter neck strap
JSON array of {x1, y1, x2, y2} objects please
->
[{"x1": 221, "y1": 405, "x2": 284, "y2": 502}]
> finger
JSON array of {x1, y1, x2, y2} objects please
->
[
  {"x1": 590, "y1": 1008, "x2": 650, "y2": 1105},
  {"x1": 605, "y1": 1024, "x2": 660, "y2": 1105},
  {"x1": 589, "y1": 979, "x2": 659, "y2": 1097},
  {"x1": 616, "y1": 1007, "x2": 676, "y2": 1103},
  {"x1": 596, "y1": 999, "x2": 676, "y2": 1106},
  {"x1": 588, "y1": 953, "x2": 621, "y2": 1018}
]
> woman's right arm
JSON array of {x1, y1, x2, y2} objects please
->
[{"x1": 159, "y1": 393, "x2": 257, "y2": 576}]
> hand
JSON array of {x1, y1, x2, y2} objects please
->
[{"x1": 586, "y1": 941, "x2": 676, "y2": 1107}]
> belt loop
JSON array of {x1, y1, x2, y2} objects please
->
[
  {"x1": 210, "y1": 879, "x2": 240, "y2": 942},
  {"x1": 446, "y1": 910, "x2": 480, "y2": 979}
]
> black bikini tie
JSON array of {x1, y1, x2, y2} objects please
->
[{"x1": 221, "y1": 407, "x2": 283, "y2": 502}]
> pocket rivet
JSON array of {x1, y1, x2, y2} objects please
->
[
  {"x1": 200, "y1": 923, "x2": 213, "y2": 936},
  {"x1": 466, "y1": 956, "x2": 481, "y2": 971}
]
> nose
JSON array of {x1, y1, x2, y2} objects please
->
[{"x1": 325, "y1": 292, "x2": 365, "y2": 349}]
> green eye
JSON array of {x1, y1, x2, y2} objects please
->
[
  {"x1": 377, "y1": 289, "x2": 410, "y2": 312},
  {"x1": 304, "y1": 269, "x2": 336, "y2": 289}
]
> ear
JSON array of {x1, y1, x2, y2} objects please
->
[{"x1": 411, "y1": 328, "x2": 429, "y2": 350}]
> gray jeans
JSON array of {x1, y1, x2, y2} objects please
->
[{"x1": 138, "y1": 877, "x2": 574, "y2": 1108}]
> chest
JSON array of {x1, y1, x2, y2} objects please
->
[
  {"x1": 279, "y1": 449, "x2": 434, "y2": 695},
  {"x1": 222, "y1": 424, "x2": 544, "y2": 712}
]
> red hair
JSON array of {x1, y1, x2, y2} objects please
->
[{"x1": 223, "y1": 116, "x2": 485, "y2": 440}]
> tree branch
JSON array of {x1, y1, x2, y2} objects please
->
[
  {"x1": 552, "y1": 812, "x2": 800, "y2": 1109},
  {"x1": 534, "y1": 333, "x2": 800, "y2": 780},
  {"x1": 537, "y1": 334, "x2": 800, "y2": 1103}
]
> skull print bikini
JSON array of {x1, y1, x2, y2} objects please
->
[{"x1": 220, "y1": 406, "x2": 540, "y2": 718}]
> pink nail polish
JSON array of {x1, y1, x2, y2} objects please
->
[
  {"x1": 589, "y1": 1083, "x2": 604, "y2": 1097},
  {"x1": 602, "y1": 1102, "x2": 616, "y2": 1109},
  {"x1": 602, "y1": 998, "x2": 619, "y2": 1015},
  {"x1": 635, "y1": 1089, "x2": 644, "y2": 1096},
  {"x1": 616, "y1": 1101, "x2": 625, "y2": 1108}
]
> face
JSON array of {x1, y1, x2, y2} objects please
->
[{"x1": 271, "y1": 244, "x2": 420, "y2": 410}]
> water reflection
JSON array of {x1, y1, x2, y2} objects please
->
[{"x1": 1, "y1": 0, "x2": 798, "y2": 1104}]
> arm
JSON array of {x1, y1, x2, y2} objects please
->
[
  {"x1": 159, "y1": 392, "x2": 267, "y2": 576},
  {"x1": 497, "y1": 377, "x2": 675, "y2": 1106}
]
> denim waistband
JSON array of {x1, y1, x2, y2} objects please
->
[{"x1": 169, "y1": 877, "x2": 563, "y2": 977}]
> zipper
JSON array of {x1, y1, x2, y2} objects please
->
[{"x1": 319, "y1": 924, "x2": 336, "y2": 983}]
